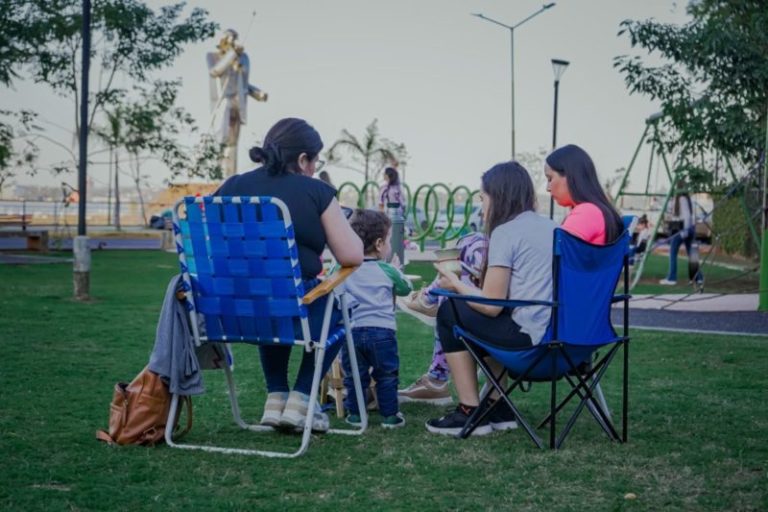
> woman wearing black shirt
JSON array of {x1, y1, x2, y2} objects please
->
[{"x1": 217, "y1": 118, "x2": 363, "y2": 432}]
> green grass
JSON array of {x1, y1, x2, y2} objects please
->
[{"x1": 1, "y1": 251, "x2": 766, "y2": 511}]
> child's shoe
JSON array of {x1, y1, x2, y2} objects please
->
[
  {"x1": 381, "y1": 412, "x2": 406, "y2": 429},
  {"x1": 345, "y1": 413, "x2": 362, "y2": 426},
  {"x1": 259, "y1": 391, "x2": 288, "y2": 427}
]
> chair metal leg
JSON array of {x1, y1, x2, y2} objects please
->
[
  {"x1": 165, "y1": 295, "x2": 368, "y2": 457},
  {"x1": 593, "y1": 381, "x2": 611, "y2": 421},
  {"x1": 623, "y1": 339, "x2": 629, "y2": 442},
  {"x1": 332, "y1": 357, "x2": 345, "y2": 418},
  {"x1": 328, "y1": 293, "x2": 368, "y2": 435},
  {"x1": 223, "y1": 362, "x2": 272, "y2": 432},
  {"x1": 550, "y1": 346, "x2": 558, "y2": 449}
]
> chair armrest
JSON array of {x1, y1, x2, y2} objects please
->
[
  {"x1": 302, "y1": 266, "x2": 359, "y2": 305},
  {"x1": 611, "y1": 294, "x2": 632, "y2": 303},
  {"x1": 429, "y1": 288, "x2": 554, "y2": 308}
]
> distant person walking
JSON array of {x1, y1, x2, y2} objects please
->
[
  {"x1": 379, "y1": 167, "x2": 404, "y2": 216},
  {"x1": 660, "y1": 186, "x2": 703, "y2": 286}
]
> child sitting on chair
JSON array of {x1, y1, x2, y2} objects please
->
[{"x1": 340, "y1": 208, "x2": 413, "y2": 428}]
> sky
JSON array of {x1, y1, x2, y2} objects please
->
[{"x1": 1, "y1": 0, "x2": 691, "y2": 195}]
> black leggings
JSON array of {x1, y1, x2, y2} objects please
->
[{"x1": 437, "y1": 300, "x2": 533, "y2": 353}]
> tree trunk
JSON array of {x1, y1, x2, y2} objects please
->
[
  {"x1": 132, "y1": 152, "x2": 147, "y2": 226},
  {"x1": 107, "y1": 145, "x2": 113, "y2": 225},
  {"x1": 114, "y1": 151, "x2": 121, "y2": 231}
]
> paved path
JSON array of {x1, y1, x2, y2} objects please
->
[
  {"x1": 398, "y1": 292, "x2": 768, "y2": 337},
  {"x1": 610, "y1": 292, "x2": 767, "y2": 336},
  {"x1": 611, "y1": 309, "x2": 768, "y2": 337}
]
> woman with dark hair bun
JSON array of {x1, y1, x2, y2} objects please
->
[
  {"x1": 425, "y1": 161, "x2": 557, "y2": 436},
  {"x1": 217, "y1": 117, "x2": 363, "y2": 433},
  {"x1": 544, "y1": 144, "x2": 624, "y2": 245}
]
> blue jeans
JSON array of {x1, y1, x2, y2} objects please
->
[
  {"x1": 666, "y1": 227, "x2": 702, "y2": 283},
  {"x1": 259, "y1": 278, "x2": 343, "y2": 395},
  {"x1": 341, "y1": 326, "x2": 400, "y2": 417}
]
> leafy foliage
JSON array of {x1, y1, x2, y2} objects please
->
[
  {"x1": 614, "y1": 0, "x2": 768, "y2": 170},
  {"x1": 326, "y1": 119, "x2": 409, "y2": 184},
  {"x1": 0, "y1": 0, "x2": 218, "y2": 188},
  {"x1": 0, "y1": 110, "x2": 40, "y2": 193}
]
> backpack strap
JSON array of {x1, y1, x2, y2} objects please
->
[
  {"x1": 96, "y1": 429, "x2": 116, "y2": 445},
  {"x1": 172, "y1": 396, "x2": 194, "y2": 441}
]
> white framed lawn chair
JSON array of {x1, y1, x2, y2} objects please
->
[{"x1": 166, "y1": 195, "x2": 368, "y2": 457}]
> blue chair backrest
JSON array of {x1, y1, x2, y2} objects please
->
[
  {"x1": 479, "y1": 228, "x2": 629, "y2": 380},
  {"x1": 173, "y1": 196, "x2": 309, "y2": 344},
  {"x1": 545, "y1": 228, "x2": 629, "y2": 347}
]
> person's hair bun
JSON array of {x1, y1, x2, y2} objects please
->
[
  {"x1": 249, "y1": 146, "x2": 267, "y2": 163},
  {"x1": 249, "y1": 143, "x2": 283, "y2": 172}
]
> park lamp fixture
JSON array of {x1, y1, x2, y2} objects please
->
[{"x1": 551, "y1": 58, "x2": 570, "y2": 82}]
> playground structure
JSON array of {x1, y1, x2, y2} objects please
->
[
  {"x1": 337, "y1": 180, "x2": 482, "y2": 250},
  {"x1": 615, "y1": 112, "x2": 764, "y2": 291}
]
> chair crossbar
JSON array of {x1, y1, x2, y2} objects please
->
[
  {"x1": 536, "y1": 343, "x2": 621, "y2": 428},
  {"x1": 547, "y1": 347, "x2": 623, "y2": 447},
  {"x1": 459, "y1": 335, "x2": 551, "y2": 447}
]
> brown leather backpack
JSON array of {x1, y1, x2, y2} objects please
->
[{"x1": 96, "y1": 366, "x2": 192, "y2": 446}]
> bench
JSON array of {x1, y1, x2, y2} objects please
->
[{"x1": 0, "y1": 214, "x2": 48, "y2": 252}]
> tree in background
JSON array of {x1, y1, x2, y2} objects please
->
[
  {"x1": 614, "y1": 0, "x2": 767, "y2": 184},
  {"x1": 326, "y1": 119, "x2": 409, "y2": 186},
  {"x1": 0, "y1": 110, "x2": 40, "y2": 196},
  {"x1": 0, "y1": 0, "x2": 218, "y2": 191}
]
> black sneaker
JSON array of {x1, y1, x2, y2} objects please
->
[
  {"x1": 425, "y1": 404, "x2": 493, "y2": 436},
  {"x1": 488, "y1": 400, "x2": 518, "y2": 431}
]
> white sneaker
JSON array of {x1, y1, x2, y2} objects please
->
[
  {"x1": 659, "y1": 278, "x2": 677, "y2": 285},
  {"x1": 260, "y1": 391, "x2": 288, "y2": 427},
  {"x1": 279, "y1": 390, "x2": 329, "y2": 433}
]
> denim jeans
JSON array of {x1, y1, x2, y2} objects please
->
[
  {"x1": 259, "y1": 278, "x2": 343, "y2": 395},
  {"x1": 666, "y1": 227, "x2": 702, "y2": 283},
  {"x1": 341, "y1": 326, "x2": 400, "y2": 417}
]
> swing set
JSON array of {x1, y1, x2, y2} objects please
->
[{"x1": 615, "y1": 112, "x2": 763, "y2": 293}]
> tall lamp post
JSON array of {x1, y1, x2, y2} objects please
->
[
  {"x1": 472, "y1": 3, "x2": 556, "y2": 160},
  {"x1": 549, "y1": 58, "x2": 570, "y2": 219}
]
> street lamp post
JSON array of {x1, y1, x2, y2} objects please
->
[
  {"x1": 472, "y1": 3, "x2": 556, "y2": 160},
  {"x1": 549, "y1": 58, "x2": 570, "y2": 219}
]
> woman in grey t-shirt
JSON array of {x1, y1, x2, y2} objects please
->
[{"x1": 425, "y1": 162, "x2": 557, "y2": 436}]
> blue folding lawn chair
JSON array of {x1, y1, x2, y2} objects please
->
[
  {"x1": 166, "y1": 196, "x2": 368, "y2": 458},
  {"x1": 432, "y1": 227, "x2": 630, "y2": 449}
]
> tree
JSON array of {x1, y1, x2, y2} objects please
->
[
  {"x1": 326, "y1": 119, "x2": 409, "y2": 185},
  {"x1": 0, "y1": 110, "x2": 40, "y2": 196},
  {"x1": 1, "y1": 0, "x2": 217, "y2": 177},
  {"x1": 95, "y1": 80, "x2": 224, "y2": 227},
  {"x1": 614, "y1": 0, "x2": 768, "y2": 179}
]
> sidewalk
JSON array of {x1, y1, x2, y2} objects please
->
[
  {"x1": 623, "y1": 293, "x2": 758, "y2": 312},
  {"x1": 398, "y1": 291, "x2": 768, "y2": 337}
]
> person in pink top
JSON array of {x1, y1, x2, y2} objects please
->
[{"x1": 545, "y1": 144, "x2": 624, "y2": 246}]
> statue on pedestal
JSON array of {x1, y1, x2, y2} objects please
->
[{"x1": 207, "y1": 29, "x2": 268, "y2": 177}]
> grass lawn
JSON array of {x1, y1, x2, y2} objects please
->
[{"x1": 1, "y1": 251, "x2": 766, "y2": 511}]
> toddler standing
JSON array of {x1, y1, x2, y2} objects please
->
[{"x1": 341, "y1": 209, "x2": 413, "y2": 428}]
